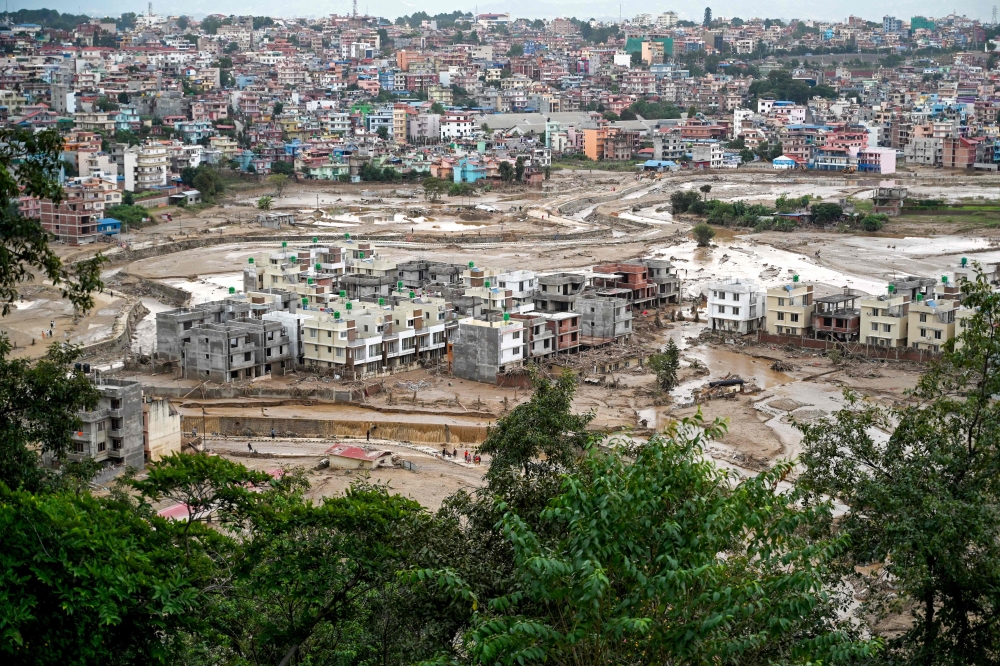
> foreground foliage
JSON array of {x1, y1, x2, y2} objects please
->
[{"x1": 800, "y1": 273, "x2": 1000, "y2": 665}]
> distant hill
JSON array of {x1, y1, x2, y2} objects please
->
[{"x1": 2, "y1": 9, "x2": 92, "y2": 32}]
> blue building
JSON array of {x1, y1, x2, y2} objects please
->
[
  {"x1": 454, "y1": 156, "x2": 488, "y2": 183},
  {"x1": 96, "y1": 218, "x2": 121, "y2": 236}
]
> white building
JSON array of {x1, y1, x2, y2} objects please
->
[
  {"x1": 495, "y1": 269, "x2": 537, "y2": 306},
  {"x1": 707, "y1": 278, "x2": 767, "y2": 334}
]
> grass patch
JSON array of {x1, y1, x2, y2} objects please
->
[{"x1": 551, "y1": 160, "x2": 643, "y2": 172}]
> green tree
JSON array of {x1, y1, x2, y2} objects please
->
[
  {"x1": 117, "y1": 91, "x2": 130, "y2": 104},
  {"x1": 648, "y1": 339, "x2": 680, "y2": 391},
  {"x1": 200, "y1": 15, "x2": 221, "y2": 34},
  {"x1": 256, "y1": 195, "x2": 273, "y2": 210},
  {"x1": 224, "y1": 41, "x2": 239, "y2": 53},
  {"x1": 507, "y1": 43, "x2": 524, "y2": 57},
  {"x1": 810, "y1": 202, "x2": 844, "y2": 223},
  {"x1": 270, "y1": 160, "x2": 294, "y2": 176},
  {"x1": 514, "y1": 156, "x2": 525, "y2": 181},
  {"x1": 122, "y1": 190, "x2": 135, "y2": 205},
  {"x1": 479, "y1": 371, "x2": 593, "y2": 491},
  {"x1": 498, "y1": 161, "x2": 514, "y2": 182},
  {"x1": 0, "y1": 483, "x2": 202, "y2": 661},
  {"x1": 437, "y1": 414, "x2": 878, "y2": 665},
  {"x1": 700, "y1": 183, "x2": 712, "y2": 200},
  {"x1": 800, "y1": 274, "x2": 1000, "y2": 665},
  {"x1": 376, "y1": 125, "x2": 389, "y2": 141},
  {"x1": 268, "y1": 173, "x2": 289, "y2": 197},
  {"x1": 422, "y1": 176, "x2": 448, "y2": 202},
  {"x1": 176, "y1": 15, "x2": 189, "y2": 30},
  {"x1": 430, "y1": 101, "x2": 446, "y2": 115},
  {"x1": 692, "y1": 222, "x2": 716, "y2": 246}
]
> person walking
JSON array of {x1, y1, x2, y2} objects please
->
[{"x1": 271, "y1": 428, "x2": 276, "y2": 439}]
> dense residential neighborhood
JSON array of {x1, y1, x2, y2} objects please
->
[{"x1": 1, "y1": 7, "x2": 997, "y2": 236}]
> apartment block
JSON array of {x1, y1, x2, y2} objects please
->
[
  {"x1": 642, "y1": 258, "x2": 682, "y2": 304},
  {"x1": 451, "y1": 317, "x2": 525, "y2": 383},
  {"x1": 708, "y1": 278, "x2": 766, "y2": 334},
  {"x1": 859, "y1": 293, "x2": 910, "y2": 347},
  {"x1": 65, "y1": 378, "x2": 144, "y2": 470},
  {"x1": 40, "y1": 176, "x2": 122, "y2": 245},
  {"x1": 765, "y1": 282, "x2": 815, "y2": 336},
  {"x1": 181, "y1": 319, "x2": 292, "y2": 382},
  {"x1": 574, "y1": 292, "x2": 633, "y2": 345},
  {"x1": 907, "y1": 284, "x2": 961, "y2": 352}
]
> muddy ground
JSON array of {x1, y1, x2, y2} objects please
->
[{"x1": 25, "y1": 166, "x2": 998, "y2": 508}]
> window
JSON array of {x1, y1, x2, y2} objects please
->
[
  {"x1": 934, "y1": 330, "x2": 942, "y2": 340},
  {"x1": 732, "y1": 307, "x2": 740, "y2": 316},
  {"x1": 732, "y1": 292, "x2": 740, "y2": 300},
  {"x1": 335, "y1": 347, "x2": 343, "y2": 357},
  {"x1": 244, "y1": 352, "x2": 251, "y2": 361},
  {"x1": 327, "y1": 330, "x2": 333, "y2": 338},
  {"x1": 919, "y1": 313, "x2": 927, "y2": 322},
  {"x1": 74, "y1": 441, "x2": 84, "y2": 453},
  {"x1": 309, "y1": 329, "x2": 317, "y2": 338},
  {"x1": 920, "y1": 328, "x2": 927, "y2": 337},
  {"x1": 882, "y1": 323, "x2": 892, "y2": 333},
  {"x1": 777, "y1": 312, "x2": 785, "y2": 321},
  {"x1": 97, "y1": 441, "x2": 106, "y2": 452},
  {"x1": 717, "y1": 305, "x2": 725, "y2": 313},
  {"x1": 512, "y1": 330, "x2": 520, "y2": 339},
  {"x1": 871, "y1": 322, "x2": 878, "y2": 331},
  {"x1": 778, "y1": 298, "x2": 785, "y2": 306},
  {"x1": 791, "y1": 313, "x2": 799, "y2": 323}
]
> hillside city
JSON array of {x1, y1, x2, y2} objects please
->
[{"x1": 2, "y1": 5, "x2": 1000, "y2": 666}]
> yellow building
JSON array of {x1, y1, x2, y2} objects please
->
[
  {"x1": 907, "y1": 283, "x2": 962, "y2": 352},
  {"x1": 859, "y1": 292, "x2": 910, "y2": 347},
  {"x1": 765, "y1": 281, "x2": 814, "y2": 336}
]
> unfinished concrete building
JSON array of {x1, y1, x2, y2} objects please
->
[
  {"x1": 396, "y1": 260, "x2": 465, "y2": 290},
  {"x1": 641, "y1": 258, "x2": 682, "y2": 304},
  {"x1": 510, "y1": 312, "x2": 557, "y2": 361},
  {"x1": 574, "y1": 293, "x2": 633, "y2": 345},
  {"x1": 451, "y1": 318, "x2": 525, "y2": 384},
  {"x1": 813, "y1": 289, "x2": 863, "y2": 341},
  {"x1": 534, "y1": 273, "x2": 586, "y2": 312},
  {"x1": 66, "y1": 378, "x2": 145, "y2": 470},
  {"x1": 181, "y1": 319, "x2": 292, "y2": 382},
  {"x1": 156, "y1": 290, "x2": 299, "y2": 361}
]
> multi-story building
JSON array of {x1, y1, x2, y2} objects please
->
[
  {"x1": 574, "y1": 292, "x2": 633, "y2": 345},
  {"x1": 907, "y1": 283, "x2": 961, "y2": 352},
  {"x1": 495, "y1": 269, "x2": 538, "y2": 306},
  {"x1": 451, "y1": 316, "x2": 525, "y2": 384},
  {"x1": 813, "y1": 289, "x2": 863, "y2": 341},
  {"x1": 180, "y1": 319, "x2": 293, "y2": 382},
  {"x1": 65, "y1": 378, "x2": 144, "y2": 470},
  {"x1": 642, "y1": 258, "x2": 682, "y2": 304},
  {"x1": 534, "y1": 273, "x2": 586, "y2": 312},
  {"x1": 136, "y1": 142, "x2": 169, "y2": 190},
  {"x1": 859, "y1": 292, "x2": 910, "y2": 347},
  {"x1": 707, "y1": 278, "x2": 766, "y2": 334},
  {"x1": 691, "y1": 142, "x2": 725, "y2": 169},
  {"x1": 765, "y1": 281, "x2": 815, "y2": 337},
  {"x1": 40, "y1": 176, "x2": 121, "y2": 245}
]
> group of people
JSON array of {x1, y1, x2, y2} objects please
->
[{"x1": 441, "y1": 448, "x2": 482, "y2": 465}]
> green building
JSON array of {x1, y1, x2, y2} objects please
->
[{"x1": 911, "y1": 16, "x2": 935, "y2": 31}]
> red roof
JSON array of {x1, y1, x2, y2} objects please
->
[{"x1": 325, "y1": 445, "x2": 392, "y2": 461}]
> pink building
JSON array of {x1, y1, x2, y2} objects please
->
[{"x1": 858, "y1": 147, "x2": 896, "y2": 174}]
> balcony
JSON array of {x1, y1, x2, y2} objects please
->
[
  {"x1": 108, "y1": 408, "x2": 123, "y2": 418},
  {"x1": 108, "y1": 447, "x2": 126, "y2": 459}
]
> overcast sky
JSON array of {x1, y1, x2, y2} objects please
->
[{"x1": 11, "y1": 0, "x2": 996, "y2": 23}]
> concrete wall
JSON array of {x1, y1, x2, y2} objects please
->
[
  {"x1": 144, "y1": 398, "x2": 181, "y2": 461},
  {"x1": 182, "y1": 414, "x2": 487, "y2": 445},
  {"x1": 78, "y1": 299, "x2": 149, "y2": 359},
  {"x1": 452, "y1": 324, "x2": 500, "y2": 384}
]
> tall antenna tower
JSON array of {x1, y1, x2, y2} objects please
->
[
  {"x1": 352, "y1": 0, "x2": 357, "y2": 18},
  {"x1": 993, "y1": 5, "x2": 998, "y2": 25},
  {"x1": 148, "y1": 2, "x2": 153, "y2": 16}
]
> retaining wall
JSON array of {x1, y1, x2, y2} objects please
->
[
  {"x1": 756, "y1": 331, "x2": 940, "y2": 362},
  {"x1": 181, "y1": 414, "x2": 487, "y2": 445},
  {"x1": 79, "y1": 299, "x2": 149, "y2": 358}
]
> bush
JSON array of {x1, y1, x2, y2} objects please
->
[
  {"x1": 859, "y1": 213, "x2": 888, "y2": 232},
  {"x1": 104, "y1": 204, "x2": 150, "y2": 226},
  {"x1": 810, "y1": 202, "x2": 844, "y2": 223},
  {"x1": 671, "y1": 190, "x2": 702, "y2": 214},
  {"x1": 691, "y1": 223, "x2": 716, "y2": 246}
]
